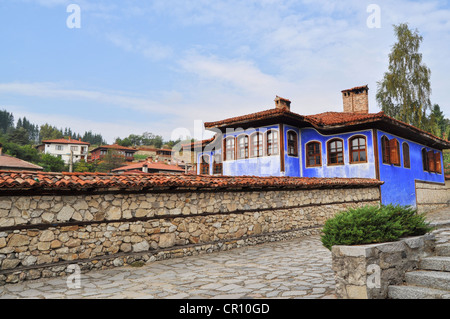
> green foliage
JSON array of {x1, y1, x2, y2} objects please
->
[
  {"x1": 115, "y1": 132, "x2": 164, "y2": 148},
  {"x1": 0, "y1": 109, "x2": 14, "y2": 134},
  {"x1": 38, "y1": 154, "x2": 65, "y2": 172},
  {"x1": 73, "y1": 159, "x2": 98, "y2": 173},
  {"x1": 2, "y1": 142, "x2": 41, "y2": 163},
  {"x1": 321, "y1": 205, "x2": 433, "y2": 251},
  {"x1": 376, "y1": 23, "x2": 432, "y2": 130},
  {"x1": 39, "y1": 123, "x2": 64, "y2": 142}
]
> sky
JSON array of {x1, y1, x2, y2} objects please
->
[{"x1": 0, "y1": 0, "x2": 449, "y2": 144}]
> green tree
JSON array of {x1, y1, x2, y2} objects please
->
[
  {"x1": 428, "y1": 104, "x2": 447, "y2": 138},
  {"x1": 96, "y1": 150, "x2": 125, "y2": 172},
  {"x1": 376, "y1": 23, "x2": 432, "y2": 130},
  {"x1": 0, "y1": 109, "x2": 14, "y2": 134},
  {"x1": 38, "y1": 154, "x2": 65, "y2": 172},
  {"x1": 39, "y1": 124, "x2": 63, "y2": 142},
  {"x1": 7, "y1": 127, "x2": 30, "y2": 145},
  {"x1": 73, "y1": 159, "x2": 98, "y2": 173},
  {"x1": 16, "y1": 117, "x2": 39, "y2": 144},
  {"x1": 2, "y1": 142, "x2": 41, "y2": 163}
]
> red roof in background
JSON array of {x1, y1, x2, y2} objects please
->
[
  {"x1": 91, "y1": 144, "x2": 138, "y2": 152},
  {"x1": 0, "y1": 170, "x2": 383, "y2": 192},
  {"x1": 42, "y1": 138, "x2": 90, "y2": 145},
  {"x1": 112, "y1": 161, "x2": 185, "y2": 172},
  {"x1": 0, "y1": 155, "x2": 43, "y2": 171}
]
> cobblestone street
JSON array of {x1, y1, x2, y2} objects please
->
[
  {"x1": 0, "y1": 235, "x2": 336, "y2": 299},
  {"x1": 0, "y1": 207, "x2": 449, "y2": 300}
]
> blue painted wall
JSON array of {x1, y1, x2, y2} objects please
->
[
  {"x1": 301, "y1": 128, "x2": 376, "y2": 179},
  {"x1": 377, "y1": 130, "x2": 445, "y2": 207},
  {"x1": 283, "y1": 125, "x2": 301, "y2": 177},
  {"x1": 222, "y1": 125, "x2": 282, "y2": 177}
]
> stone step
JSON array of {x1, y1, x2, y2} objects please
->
[
  {"x1": 388, "y1": 285, "x2": 450, "y2": 299},
  {"x1": 436, "y1": 244, "x2": 450, "y2": 257},
  {"x1": 405, "y1": 271, "x2": 450, "y2": 291},
  {"x1": 419, "y1": 256, "x2": 450, "y2": 272}
]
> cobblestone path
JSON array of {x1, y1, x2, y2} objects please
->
[
  {"x1": 1, "y1": 207, "x2": 448, "y2": 300},
  {"x1": 0, "y1": 236, "x2": 336, "y2": 299}
]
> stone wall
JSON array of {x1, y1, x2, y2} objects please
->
[
  {"x1": 332, "y1": 234, "x2": 436, "y2": 299},
  {"x1": 416, "y1": 180, "x2": 450, "y2": 214},
  {"x1": 0, "y1": 185, "x2": 381, "y2": 285}
]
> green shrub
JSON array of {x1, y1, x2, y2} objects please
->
[{"x1": 321, "y1": 205, "x2": 433, "y2": 250}]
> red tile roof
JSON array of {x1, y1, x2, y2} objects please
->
[
  {"x1": 42, "y1": 138, "x2": 90, "y2": 145},
  {"x1": 0, "y1": 155, "x2": 43, "y2": 171},
  {"x1": 112, "y1": 161, "x2": 185, "y2": 173},
  {"x1": 91, "y1": 144, "x2": 138, "y2": 152},
  {"x1": 205, "y1": 108, "x2": 450, "y2": 148},
  {"x1": 0, "y1": 170, "x2": 383, "y2": 192},
  {"x1": 341, "y1": 85, "x2": 369, "y2": 93}
]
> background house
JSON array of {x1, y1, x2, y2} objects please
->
[
  {"x1": 89, "y1": 144, "x2": 138, "y2": 163},
  {"x1": 112, "y1": 160, "x2": 185, "y2": 174},
  {"x1": 39, "y1": 138, "x2": 90, "y2": 165}
]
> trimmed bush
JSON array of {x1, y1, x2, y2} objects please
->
[{"x1": 321, "y1": 205, "x2": 433, "y2": 250}]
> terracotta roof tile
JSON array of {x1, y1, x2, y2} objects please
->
[
  {"x1": 112, "y1": 161, "x2": 185, "y2": 172},
  {"x1": 42, "y1": 138, "x2": 90, "y2": 145},
  {"x1": 91, "y1": 144, "x2": 138, "y2": 152},
  {"x1": 0, "y1": 155, "x2": 44, "y2": 171},
  {"x1": 0, "y1": 170, "x2": 383, "y2": 192},
  {"x1": 204, "y1": 107, "x2": 450, "y2": 148}
]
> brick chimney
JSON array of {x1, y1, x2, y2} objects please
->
[
  {"x1": 342, "y1": 85, "x2": 369, "y2": 114},
  {"x1": 275, "y1": 96, "x2": 291, "y2": 111}
]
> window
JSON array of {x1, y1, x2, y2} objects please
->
[
  {"x1": 422, "y1": 148, "x2": 429, "y2": 171},
  {"x1": 422, "y1": 149, "x2": 442, "y2": 174},
  {"x1": 435, "y1": 152, "x2": 442, "y2": 174},
  {"x1": 381, "y1": 136, "x2": 390, "y2": 164},
  {"x1": 428, "y1": 151, "x2": 436, "y2": 172},
  {"x1": 266, "y1": 130, "x2": 279, "y2": 156},
  {"x1": 306, "y1": 142, "x2": 321, "y2": 167},
  {"x1": 237, "y1": 135, "x2": 249, "y2": 159},
  {"x1": 287, "y1": 131, "x2": 298, "y2": 156},
  {"x1": 200, "y1": 155, "x2": 210, "y2": 175},
  {"x1": 381, "y1": 136, "x2": 400, "y2": 166},
  {"x1": 56, "y1": 145, "x2": 64, "y2": 151},
  {"x1": 327, "y1": 139, "x2": 344, "y2": 165},
  {"x1": 213, "y1": 154, "x2": 223, "y2": 175},
  {"x1": 224, "y1": 137, "x2": 235, "y2": 161},
  {"x1": 70, "y1": 146, "x2": 78, "y2": 152},
  {"x1": 250, "y1": 132, "x2": 263, "y2": 158},
  {"x1": 349, "y1": 136, "x2": 367, "y2": 163},
  {"x1": 403, "y1": 143, "x2": 410, "y2": 168},
  {"x1": 389, "y1": 139, "x2": 400, "y2": 166}
]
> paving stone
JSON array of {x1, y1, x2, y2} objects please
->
[{"x1": 0, "y1": 235, "x2": 342, "y2": 299}]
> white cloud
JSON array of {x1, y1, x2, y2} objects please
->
[
  {"x1": 0, "y1": 82, "x2": 166, "y2": 114},
  {"x1": 106, "y1": 33, "x2": 173, "y2": 61}
]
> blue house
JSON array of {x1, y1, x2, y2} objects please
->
[{"x1": 196, "y1": 85, "x2": 450, "y2": 208}]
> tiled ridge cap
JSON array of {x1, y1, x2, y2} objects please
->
[{"x1": 0, "y1": 170, "x2": 383, "y2": 191}]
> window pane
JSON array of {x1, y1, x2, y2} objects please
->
[{"x1": 360, "y1": 152, "x2": 366, "y2": 162}]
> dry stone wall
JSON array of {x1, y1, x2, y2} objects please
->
[
  {"x1": 416, "y1": 180, "x2": 450, "y2": 214},
  {"x1": 0, "y1": 186, "x2": 381, "y2": 285}
]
